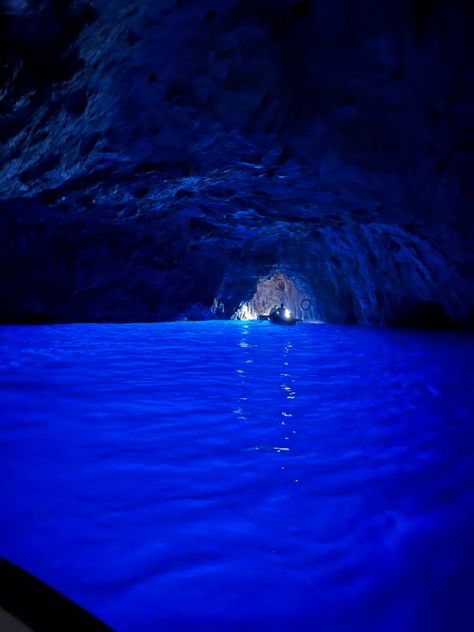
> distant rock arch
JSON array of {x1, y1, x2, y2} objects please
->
[{"x1": 232, "y1": 271, "x2": 318, "y2": 321}]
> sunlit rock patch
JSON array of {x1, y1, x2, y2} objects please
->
[{"x1": 231, "y1": 272, "x2": 318, "y2": 321}]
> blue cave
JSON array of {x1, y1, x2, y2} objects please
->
[{"x1": 0, "y1": 1, "x2": 473, "y2": 631}]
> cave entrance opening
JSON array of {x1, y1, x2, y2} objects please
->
[{"x1": 232, "y1": 272, "x2": 317, "y2": 321}]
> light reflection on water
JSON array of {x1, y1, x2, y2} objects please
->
[{"x1": 0, "y1": 321, "x2": 474, "y2": 632}]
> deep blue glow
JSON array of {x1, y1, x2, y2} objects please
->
[{"x1": 1, "y1": 322, "x2": 474, "y2": 631}]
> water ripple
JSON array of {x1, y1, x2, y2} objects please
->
[{"x1": 0, "y1": 322, "x2": 474, "y2": 631}]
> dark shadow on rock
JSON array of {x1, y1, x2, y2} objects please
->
[
  {"x1": 0, "y1": 1, "x2": 98, "y2": 97},
  {"x1": 390, "y1": 300, "x2": 460, "y2": 331}
]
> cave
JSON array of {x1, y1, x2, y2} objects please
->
[
  {"x1": 0, "y1": 2, "x2": 473, "y2": 631},
  {"x1": 0, "y1": 0, "x2": 472, "y2": 327}
]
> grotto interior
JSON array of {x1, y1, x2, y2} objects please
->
[{"x1": 0, "y1": 0, "x2": 472, "y2": 328}]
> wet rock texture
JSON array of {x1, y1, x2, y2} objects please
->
[{"x1": 0, "y1": 0, "x2": 473, "y2": 326}]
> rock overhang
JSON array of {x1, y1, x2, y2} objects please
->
[{"x1": 0, "y1": 0, "x2": 472, "y2": 327}]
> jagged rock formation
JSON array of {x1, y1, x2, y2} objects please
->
[{"x1": 0, "y1": 0, "x2": 473, "y2": 326}]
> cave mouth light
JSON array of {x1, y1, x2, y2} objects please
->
[{"x1": 232, "y1": 272, "x2": 317, "y2": 322}]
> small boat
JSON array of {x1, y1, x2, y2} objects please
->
[{"x1": 259, "y1": 305, "x2": 301, "y2": 326}]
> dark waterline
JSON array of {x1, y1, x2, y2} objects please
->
[{"x1": 1, "y1": 322, "x2": 474, "y2": 631}]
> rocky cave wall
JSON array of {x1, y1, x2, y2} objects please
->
[{"x1": 0, "y1": 0, "x2": 472, "y2": 326}]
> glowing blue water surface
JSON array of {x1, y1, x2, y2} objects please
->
[{"x1": 1, "y1": 322, "x2": 474, "y2": 631}]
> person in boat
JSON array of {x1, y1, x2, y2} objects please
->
[
  {"x1": 261, "y1": 303, "x2": 299, "y2": 324},
  {"x1": 270, "y1": 303, "x2": 283, "y2": 317},
  {"x1": 270, "y1": 303, "x2": 291, "y2": 320}
]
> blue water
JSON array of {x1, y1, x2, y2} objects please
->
[{"x1": 1, "y1": 322, "x2": 474, "y2": 631}]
